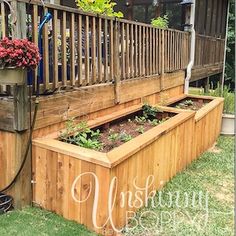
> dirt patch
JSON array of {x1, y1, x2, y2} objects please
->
[
  {"x1": 208, "y1": 143, "x2": 222, "y2": 153},
  {"x1": 204, "y1": 180, "x2": 234, "y2": 205}
]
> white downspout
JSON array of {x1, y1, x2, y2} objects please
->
[
  {"x1": 184, "y1": 0, "x2": 196, "y2": 94},
  {"x1": 221, "y1": 1, "x2": 230, "y2": 93}
]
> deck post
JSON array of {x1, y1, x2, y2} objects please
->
[
  {"x1": 0, "y1": 0, "x2": 32, "y2": 209},
  {"x1": 203, "y1": 77, "x2": 210, "y2": 93},
  {"x1": 12, "y1": 0, "x2": 29, "y2": 131},
  {"x1": 114, "y1": 20, "x2": 121, "y2": 104}
]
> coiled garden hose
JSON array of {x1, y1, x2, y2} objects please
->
[
  {"x1": 0, "y1": 193, "x2": 13, "y2": 214},
  {"x1": 0, "y1": 99, "x2": 39, "y2": 212}
]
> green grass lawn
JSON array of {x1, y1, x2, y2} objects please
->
[{"x1": 0, "y1": 136, "x2": 234, "y2": 236}]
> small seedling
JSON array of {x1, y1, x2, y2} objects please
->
[
  {"x1": 135, "y1": 116, "x2": 146, "y2": 124},
  {"x1": 128, "y1": 118, "x2": 133, "y2": 123},
  {"x1": 149, "y1": 119, "x2": 159, "y2": 126},
  {"x1": 108, "y1": 133, "x2": 119, "y2": 142},
  {"x1": 119, "y1": 132, "x2": 133, "y2": 142},
  {"x1": 136, "y1": 126, "x2": 145, "y2": 134},
  {"x1": 183, "y1": 100, "x2": 194, "y2": 106}
]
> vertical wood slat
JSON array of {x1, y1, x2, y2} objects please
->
[
  {"x1": 0, "y1": 2, "x2": 6, "y2": 93},
  {"x1": 1, "y1": 2, "x2": 6, "y2": 38},
  {"x1": 146, "y1": 27, "x2": 149, "y2": 75},
  {"x1": 70, "y1": 13, "x2": 75, "y2": 86},
  {"x1": 130, "y1": 24, "x2": 134, "y2": 78},
  {"x1": 104, "y1": 19, "x2": 108, "y2": 82},
  {"x1": 77, "y1": 14, "x2": 82, "y2": 86},
  {"x1": 125, "y1": 23, "x2": 130, "y2": 79},
  {"x1": 97, "y1": 18, "x2": 102, "y2": 83},
  {"x1": 171, "y1": 31, "x2": 174, "y2": 71},
  {"x1": 85, "y1": 15, "x2": 90, "y2": 85},
  {"x1": 156, "y1": 29, "x2": 159, "y2": 74},
  {"x1": 143, "y1": 26, "x2": 146, "y2": 76},
  {"x1": 52, "y1": 9, "x2": 58, "y2": 89},
  {"x1": 109, "y1": 20, "x2": 114, "y2": 82},
  {"x1": 138, "y1": 25, "x2": 142, "y2": 76},
  {"x1": 165, "y1": 30, "x2": 168, "y2": 72},
  {"x1": 61, "y1": 10, "x2": 67, "y2": 86},
  {"x1": 121, "y1": 22, "x2": 125, "y2": 80},
  {"x1": 32, "y1": 4, "x2": 38, "y2": 92},
  {"x1": 161, "y1": 29, "x2": 165, "y2": 76},
  {"x1": 42, "y1": 7, "x2": 50, "y2": 89},
  {"x1": 153, "y1": 27, "x2": 156, "y2": 74},
  {"x1": 149, "y1": 27, "x2": 152, "y2": 75},
  {"x1": 167, "y1": 30, "x2": 170, "y2": 72},
  {"x1": 158, "y1": 29, "x2": 161, "y2": 74},
  {"x1": 114, "y1": 21, "x2": 120, "y2": 104},
  {"x1": 134, "y1": 24, "x2": 138, "y2": 77},
  {"x1": 91, "y1": 17, "x2": 96, "y2": 84}
]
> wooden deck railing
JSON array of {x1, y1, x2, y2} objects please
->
[
  {"x1": 194, "y1": 34, "x2": 225, "y2": 68},
  {"x1": 0, "y1": 1, "x2": 191, "y2": 93}
]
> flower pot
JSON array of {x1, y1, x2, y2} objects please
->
[
  {"x1": 0, "y1": 68, "x2": 27, "y2": 85},
  {"x1": 221, "y1": 114, "x2": 235, "y2": 136}
]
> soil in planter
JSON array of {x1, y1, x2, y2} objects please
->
[
  {"x1": 59, "y1": 105, "x2": 176, "y2": 152},
  {"x1": 98, "y1": 115, "x2": 170, "y2": 152},
  {"x1": 171, "y1": 98, "x2": 210, "y2": 111}
]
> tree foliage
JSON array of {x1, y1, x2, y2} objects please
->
[
  {"x1": 151, "y1": 15, "x2": 169, "y2": 29},
  {"x1": 76, "y1": 0, "x2": 123, "y2": 18},
  {"x1": 225, "y1": 0, "x2": 235, "y2": 90}
]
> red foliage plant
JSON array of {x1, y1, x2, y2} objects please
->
[{"x1": 0, "y1": 37, "x2": 40, "y2": 70}]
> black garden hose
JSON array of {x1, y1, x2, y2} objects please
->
[
  {"x1": 0, "y1": 193, "x2": 13, "y2": 214},
  {"x1": 0, "y1": 100, "x2": 39, "y2": 211}
]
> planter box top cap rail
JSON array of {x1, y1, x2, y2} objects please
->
[{"x1": 33, "y1": 105, "x2": 195, "y2": 168}]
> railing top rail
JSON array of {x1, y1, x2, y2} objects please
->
[
  {"x1": 15, "y1": 0, "x2": 188, "y2": 34},
  {"x1": 116, "y1": 18, "x2": 189, "y2": 34},
  {"x1": 196, "y1": 33, "x2": 225, "y2": 41}
]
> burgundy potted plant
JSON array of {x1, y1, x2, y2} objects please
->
[{"x1": 0, "y1": 37, "x2": 40, "y2": 85}]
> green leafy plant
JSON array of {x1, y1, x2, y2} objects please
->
[
  {"x1": 136, "y1": 126, "x2": 144, "y2": 134},
  {"x1": 76, "y1": 0, "x2": 123, "y2": 18},
  {"x1": 59, "y1": 119, "x2": 103, "y2": 151},
  {"x1": 183, "y1": 100, "x2": 194, "y2": 106},
  {"x1": 108, "y1": 132, "x2": 119, "y2": 142},
  {"x1": 119, "y1": 132, "x2": 132, "y2": 142},
  {"x1": 74, "y1": 132, "x2": 103, "y2": 150},
  {"x1": 207, "y1": 83, "x2": 235, "y2": 114},
  {"x1": 135, "y1": 116, "x2": 147, "y2": 124},
  {"x1": 142, "y1": 104, "x2": 162, "y2": 119},
  {"x1": 148, "y1": 119, "x2": 159, "y2": 126},
  {"x1": 151, "y1": 15, "x2": 169, "y2": 29}
]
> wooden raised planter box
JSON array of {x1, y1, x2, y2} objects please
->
[
  {"x1": 164, "y1": 94, "x2": 224, "y2": 158},
  {"x1": 32, "y1": 105, "x2": 195, "y2": 235}
]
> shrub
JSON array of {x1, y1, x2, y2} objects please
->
[
  {"x1": 76, "y1": 0, "x2": 123, "y2": 18},
  {"x1": 151, "y1": 15, "x2": 169, "y2": 29},
  {"x1": 0, "y1": 37, "x2": 40, "y2": 70},
  {"x1": 206, "y1": 83, "x2": 235, "y2": 114},
  {"x1": 212, "y1": 84, "x2": 235, "y2": 114}
]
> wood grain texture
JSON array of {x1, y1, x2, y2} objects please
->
[
  {"x1": 165, "y1": 94, "x2": 224, "y2": 158},
  {"x1": 0, "y1": 130, "x2": 31, "y2": 209},
  {"x1": 32, "y1": 107, "x2": 195, "y2": 234}
]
